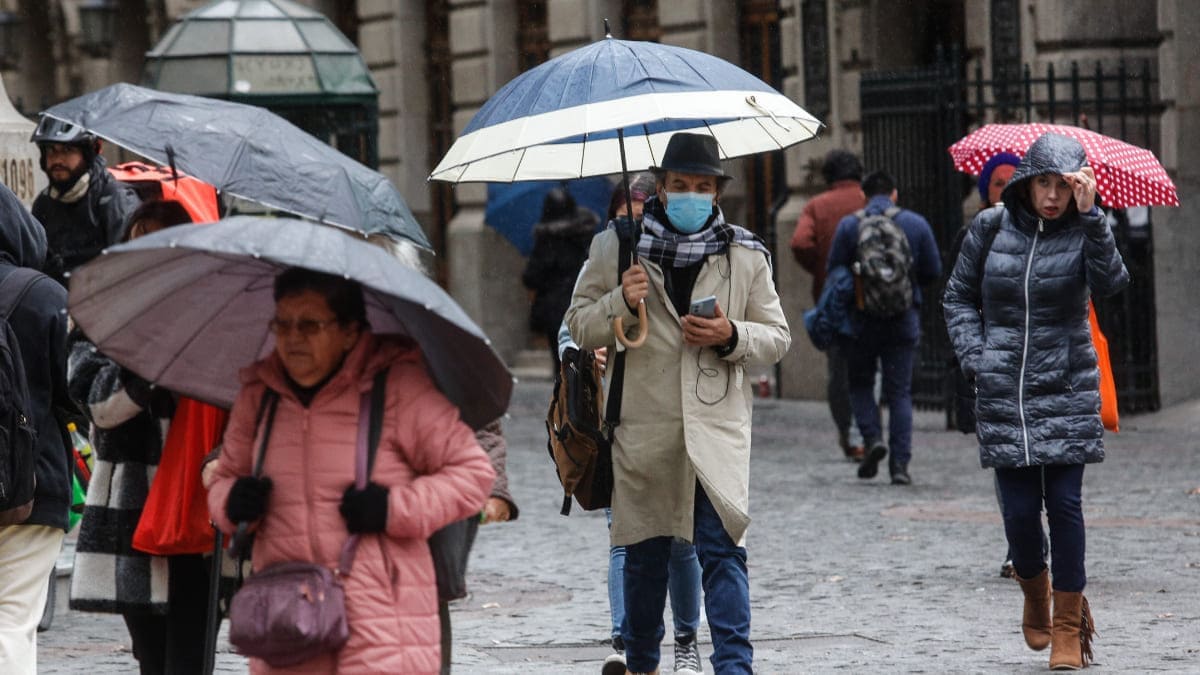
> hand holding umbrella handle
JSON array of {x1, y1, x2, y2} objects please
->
[{"x1": 613, "y1": 301, "x2": 648, "y2": 348}]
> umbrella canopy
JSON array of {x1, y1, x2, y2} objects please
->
[
  {"x1": 429, "y1": 37, "x2": 822, "y2": 183},
  {"x1": 68, "y1": 217, "x2": 509, "y2": 429},
  {"x1": 948, "y1": 123, "x2": 1179, "y2": 209},
  {"x1": 40, "y1": 83, "x2": 431, "y2": 249},
  {"x1": 485, "y1": 177, "x2": 612, "y2": 255}
]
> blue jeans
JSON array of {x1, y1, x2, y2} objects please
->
[
  {"x1": 622, "y1": 483, "x2": 752, "y2": 674},
  {"x1": 844, "y1": 312, "x2": 918, "y2": 465},
  {"x1": 608, "y1": 509, "x2": 701, "y2": 641},
  {"x1": 995, "y1": 464, "x2": 1086, "y2": 592}
]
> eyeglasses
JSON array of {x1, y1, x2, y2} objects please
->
[{"x1": 268, "y1": 317, "x2": 339, "y2": 337}]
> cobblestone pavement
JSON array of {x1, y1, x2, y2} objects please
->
[{"x1": 38, "y1": 375, "x2": 1200, "y2": 673}]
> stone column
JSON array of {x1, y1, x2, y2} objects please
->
[
  {"x1": 0, "y1": 76, "x2": 44, "y2": 207},
  {"x1": 1153, "y1": 0, "x2": 1200, "y2": 405},
  {"x1": 443, "y1": 0, "x2": 527, "y2": 364}
]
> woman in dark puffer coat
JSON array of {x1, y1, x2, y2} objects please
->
[{"x1": 943, "y1": 133, "x2": 1129, "y2": 670}]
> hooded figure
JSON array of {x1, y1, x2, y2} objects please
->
[
  {"x1": 0, "y1": 182, "x2": 73, "y2": 671},
  {"x1": 30, "y1": 118, "x2": 140, "y2": 286},
  {"x1": 942, "y1": 132, "x2": 1129, "y2": 670}
]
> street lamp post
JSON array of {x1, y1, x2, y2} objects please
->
[{"x1": 0, "y1": 11, "x2": 21, "y2": 70}]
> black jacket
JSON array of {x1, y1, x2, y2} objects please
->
[
  {"x1": 521, "y1": 210, "x2": 599, "y2": 334},
  {"x1": 32, "y1": 159, "x2": 140, "y2": 286},
  {"x1": 0, "y1": 184, "x2": 73, "y2": 530},
  {"x1": 943, "y1": 133, "x2": 1129, "y2": 468}
]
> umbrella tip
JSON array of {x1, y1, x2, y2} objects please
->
[{"x1": 603, "y1": 18, "x2": 612, "y2": 38}]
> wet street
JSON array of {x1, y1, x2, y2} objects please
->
[{"x1": 39, "y1": 375, "x2": 1200, "y2": 673}]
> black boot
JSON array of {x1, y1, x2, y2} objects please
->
[
  {"x1": 857, "y1": 441, "x2": 887, "y2": 479},
  {"x1": 889, "y1": 458, "x2": 911, "y2": 485}
]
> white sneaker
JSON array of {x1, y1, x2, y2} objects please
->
[
  {"x1": 601, "y1": 637, "x2": 627, "y2": 675},
  {"x1": 673, "y1": 635, "x2": 703, "y2": 674}
]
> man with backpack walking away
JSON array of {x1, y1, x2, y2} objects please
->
[
  {"x1": 0, "y1": 182, "x2": 73, "y2": 672},
  {"x1": 827, "y1": 171, "x2": 941, "y2": 485}
]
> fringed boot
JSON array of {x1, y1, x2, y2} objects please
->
[
  {"x1": 1049, "y1": 591, "x2": 1096, "y2": 670},
  {"x1": 1015, "y1": 568, "x2": 1052, "y2": 650}
]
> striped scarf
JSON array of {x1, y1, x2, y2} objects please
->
[{"x1": 636, "y1": 198, "x2": 770, "y2": 268}]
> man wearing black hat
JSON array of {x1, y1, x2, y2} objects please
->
[
  {"x1": 30, "y1": 118, "x2": 140, "y2": 287},
  {"x1": 567, "y1": 132, "x2": 791, "y2": 675}
]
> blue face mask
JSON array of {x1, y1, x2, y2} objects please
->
[{"x1": 664, "y1": 192, "x2": 715, "y2": 234}]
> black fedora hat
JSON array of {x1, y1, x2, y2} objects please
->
[{"x1": 650, "y1": 133, "x2": 731, "y2": 181}]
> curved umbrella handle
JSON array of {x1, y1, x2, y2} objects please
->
[{"x1": 613, "y1": 301, "x2": 648, "y2": 349}]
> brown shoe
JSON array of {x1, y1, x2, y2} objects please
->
[
  {"x1": 1049, "y1": 591, "x2": 1096, "y2": 670},
  {"x1": 843, "y1": 444, "x2": 865, "y2": 461},
  {"x1": 1015, "y1": 569, "x2": 1052, "y2": 651}
]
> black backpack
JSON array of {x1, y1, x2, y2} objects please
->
[
  {"x1": 0, "y1": 268, "x2": 41, "y2": 525},
  {"x1": 853, "y1": 207, "x2": 914, "y2": 317}
]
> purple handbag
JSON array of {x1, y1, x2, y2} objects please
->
[{"x1": 227, "y1": 370, "x2": 387, "y2": 667}]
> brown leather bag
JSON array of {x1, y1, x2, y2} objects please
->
[{"x1": 545, "y1": 346, "x2": 612, "y2": 515}]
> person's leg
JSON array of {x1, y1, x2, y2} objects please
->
[
  {"x1": 1042, "y1": 464, "x2": 1087, "y2": 592},
  {"x1": 667, "y1": 538, "x2": 701, "y2": 639},
  {"x1": 163, "y1": 554, "x2": 209, "y2": 674},
  {"x1": 546, "y1": 327, "x2": 562, "y2": 373},
  {"x1": 994, "y1": 471, "x2": 1016, "y2": 577},
  {"x1": 0, "y1": 525, "x2": 64, "y2": 673},
  {"x1": 622, "y1": 536, "x2": 672, "y2": 673},
  {"x1": 844, "y1": 339, "x2": 881, "y2": 448},
  {"x1": 693, "y1": 482, "x2": 752, "y2": 674},
  {"x1": 123, "y1": 612, "x2": 167, "y2": 675},
  {"x1": 994, "y1": 467, "x2": 1048, "y2": 580},
  {"x1": 826, "y1": 343, "x2": 859, "y2": 459},
  {"x1": 607, "y1": 508, "x2": 625, "y2": 643},
  {"x1": 879, "y1": 340, "x2": 916, "y2": 482},
  {"x1": 439, "y1": 599, "x2": 452, "y2": 675}
]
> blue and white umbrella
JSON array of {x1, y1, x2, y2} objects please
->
[{"x1": 428, "y1": 36, "x2": 822, "y2": 183}]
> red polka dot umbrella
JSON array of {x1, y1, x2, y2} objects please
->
[{"x1": 948, "y1": 123, "x2": 1179, "y2": 209}]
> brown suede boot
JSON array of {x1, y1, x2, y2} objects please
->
[
  {"x1": 1049, "y1": 591, "x2": 1096, "y2": 670},
  {"x1": 1015, "y1": 568, "x2": 1052, "y2": 650}
]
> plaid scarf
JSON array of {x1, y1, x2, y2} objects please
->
[{"x1": 636, "y1": 198, "x2": 770, "y2": 268}]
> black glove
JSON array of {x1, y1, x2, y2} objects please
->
[
  {"x1": 226, "y1": 476, "x2": 273, "y2": 523},
  {"x1": 339, "y1": 482, "x2": 389, "y2": 533}
]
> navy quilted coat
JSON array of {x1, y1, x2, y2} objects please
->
[{"x1": 942, "y1": 133, "x2": 1129, "y2": 468}]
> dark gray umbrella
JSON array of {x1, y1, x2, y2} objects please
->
[
  {"x1": 68, "y1": 216, "x2": 508, "y2": 429},
  {"x1": 40, "y1": 83, "x2": 431, "y2": 250}
]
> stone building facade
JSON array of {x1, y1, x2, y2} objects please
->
[{"x1": 1, "y1": 0, "x2": 1196, "y2": 406}]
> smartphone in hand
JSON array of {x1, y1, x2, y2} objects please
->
[{"x1": 689, "y1": 295, "x2": 717, "y2": 318}]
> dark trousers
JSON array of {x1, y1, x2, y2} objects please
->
[
  {"x1": 826, "y1": 342, "x2": 853, "y2": 440},
  {"x1": 995, "y1": 464, "x2": 1087, "y2": 592},
  {"x1": 622, "y1": 483, "x2": 752, "y2": 674},
  {"x1": 123, "y1": 554, "x2": 210, "y2": 675},
  {"x1": 845, "y1": 329, "x2": 917, "y2": 465}
]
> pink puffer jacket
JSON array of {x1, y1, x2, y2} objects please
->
[{"x1": 208, "y1": 333, "x2": 495, "y2": 674}]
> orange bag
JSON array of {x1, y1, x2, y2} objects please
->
[
  {"x1": 132, "y1": 397, "x2": 229, "y2": 555},
  {"x1": 1088, "y1": 301, "x2": 1119, "y2": 433}
]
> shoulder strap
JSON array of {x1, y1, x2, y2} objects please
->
[
  {"x1": 974, "y1": 214, "x2": 1003, "y2": 299},
  {"x1": 883, "y1": 206, "x2": 902, "y2": 219},
  {"x1": 603, "y1": 222, "x2": 636, "y2": 437},
  {"x1": 0, "y1": 268, "x2": 44, "y2": 324},
  {"x1": 249, "y1": 390, "x2": 280, "y2": 477},
  {"x1": 339, "y1": 367, "x2": 390, "y2": 575},
  {"x1": 364, "y1": 368, "x2": 389, "y2": 479}
]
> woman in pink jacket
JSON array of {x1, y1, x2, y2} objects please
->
[{"x1": 207, "y1": 267, "x2": 495, "y2": 673}]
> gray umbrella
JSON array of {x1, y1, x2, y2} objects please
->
[
  {"x1": 68, "y1": 216, "x2": 508, "y2": 429},
  {"x1": 40, "y1": 83, "x2": 431, "y2": 250}
]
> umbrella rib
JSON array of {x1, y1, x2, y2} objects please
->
[{"x1": 69, "y1": 249, "x2": 196, "y2": 311}]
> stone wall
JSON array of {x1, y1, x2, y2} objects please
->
[{"x1": 1152, "y1": 0, "x2": 1200, "y2": 406}]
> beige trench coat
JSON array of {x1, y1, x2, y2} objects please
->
[{"x1": 565, "y1": 228, "x2": 790, "y2": 547}]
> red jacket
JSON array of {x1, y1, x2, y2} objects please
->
[
  {"x1": 209, "y1": 334, "x2": 495, "y2": 674},
  {"x1": 789, "y1": 180, "x2": 865, "y2": 303}
]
